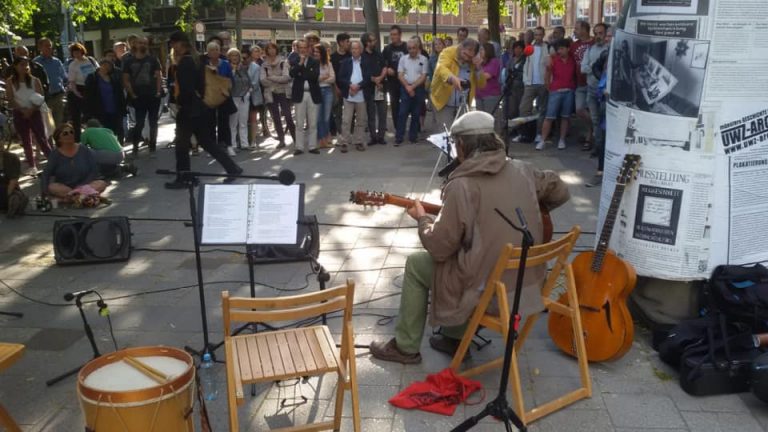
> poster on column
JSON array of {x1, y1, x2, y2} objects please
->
[
  {"x1": 599, "y1": 0, "x2": 768, "y2": 280},
  {"x1": 710, "y1": 103, "x2": 768, "y2": 266}
]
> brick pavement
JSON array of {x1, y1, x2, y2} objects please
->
[{"x1": 0, "y1": 118, "x2": 766, "y2": 431}]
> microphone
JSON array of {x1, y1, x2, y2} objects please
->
[
  {"x1": 515, "y1": 207, "x2": 528, "y2": 229},
  {"x1": 64, "y1": 289, "x2": 96, "y2": 301},
  {"x1": 277, "y1": 169, "x2": 296, "y2": 185}
]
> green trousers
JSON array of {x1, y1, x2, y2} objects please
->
[{"x1": 395, "y1": 251, "x2": 468, "y2": 354}]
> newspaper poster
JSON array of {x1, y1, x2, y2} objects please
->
[
  {"x1": 629, "y1": 0, "x2": 709, "y2": 16},
  {"x1": 610, "y1": 30, "x2": 708, "y2": 118},
  {"x1": 598, "y1": 130, "x2": 716, "y2": 280},
  {"x1": 709, "y1": 103, "x2": 768, "y2": 265}
]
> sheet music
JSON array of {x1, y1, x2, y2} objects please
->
[
  {"x1": 200, "y1": 184, "x2": 249, "y2": 244},
  {"x1": 247, "y1": 184, "x2": 301, "y2": 244}
]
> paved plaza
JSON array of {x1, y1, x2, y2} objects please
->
[{"x1": 1, "y1": 118, "x2": 767, "y2": 431}]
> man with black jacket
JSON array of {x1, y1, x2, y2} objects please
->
[
  {"x1": 289, "y1": 39, "x2": 322, "y2": 155},
  {"x1": 165, "y1": 31, "x2": 242, "y2": 189},
  {"x1": 361, "y1": 32, "x2": 387, "y2": 145},
  {"x1": 382, "y1": 25, "x2": 408, "y2": 133},
  {"x1": 330, "y1": 33, "x2": 351, "y2": 137}
]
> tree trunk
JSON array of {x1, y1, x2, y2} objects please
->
[
  {"x1": 234, "y1": 0, "x2": 242, "y2": 49},
  {"x1": 363, "y1": 0, "x2": 380, "y2": 46},
  {"x1": 487, "y1": 0, "x2": 500, "y2": 43},
  {"x1": 99, "y1": 19, "x2": 111, "y2": 55}
]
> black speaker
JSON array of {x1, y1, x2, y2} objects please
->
[
  {"x1": 246, "y1": 215, "x2": 319, "y2": 263},
  {"x1": 53, "y1": 217, "x2": 132, "y2": 265}
]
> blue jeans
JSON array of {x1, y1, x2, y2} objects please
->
[
  {"x1": 396, "y1": 85, "x2": 425, "y2": 143},
  {"x1": 317, "y1": 86, "x2": 334, "y2": 141}
]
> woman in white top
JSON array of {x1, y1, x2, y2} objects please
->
[
  {"x1": 6, "y1": 56, "x2": 52, "y2": 173},
  {"x1": 67, "y1": 42, "x2": 98, "y2": 142},
  {"x1": 313, "y1": 43, "x2": 335, "y2": 149}
]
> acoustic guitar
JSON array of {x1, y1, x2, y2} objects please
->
[
  {"x1": 350, "y1": 191, "x2": 554, "y2": 243},
  {"x1": 548, "y1": 154, "x2": 641, "y2": 362}
]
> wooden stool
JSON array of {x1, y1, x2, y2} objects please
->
[{"x1": 0, "y1": 343, "x2": 25, "y2": 432}]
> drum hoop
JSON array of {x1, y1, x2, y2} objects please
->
[
  {"x1": 79, "y1": 378, "x2": 193, "y2": 408},
  {"x1": 78, "y1": 346, "x2": 195, "y2": 404}
]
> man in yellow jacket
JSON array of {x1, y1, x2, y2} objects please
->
[{"x1": 430, "y1": 38, "x2": 486, "y2": 131}]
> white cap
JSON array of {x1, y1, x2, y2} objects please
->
[{"x1": 450, "y1": 111, "x2": 495, "y2": 136}]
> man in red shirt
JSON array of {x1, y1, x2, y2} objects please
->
[
  {"x1": 537, "y1": 39, "x2": 577, "y2": 151},
  {"x1": 570, "y1": 21, "x2": 593, "y2": 151}
]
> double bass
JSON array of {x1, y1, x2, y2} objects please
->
[{"x1": 548, "y1": 154, "x2": 641, "y2": 362}]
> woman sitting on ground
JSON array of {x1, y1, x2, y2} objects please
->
[{"x1": 41, "y1": 123, "x2": 108, "y2": 205}]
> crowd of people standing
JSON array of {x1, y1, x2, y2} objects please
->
[{"x1": 1, "y1": 19, "x2": 613, "y2": 213}]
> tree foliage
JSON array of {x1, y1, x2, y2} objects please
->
[{"x1": 2, "y1": 0, "x2": 139, "y2": 39}]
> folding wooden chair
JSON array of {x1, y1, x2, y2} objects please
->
[
  {"x1": 449, "y1": 226, "x2": 590, "y2": 425},
  {"x1": 222, "y1": 279, "x2": 360, "y2": 432},
  {"x1": 0, "y1": 343, "x2": 25, "y2": 432}
]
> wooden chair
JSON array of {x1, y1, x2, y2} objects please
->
[
  {"x1": 448, "y1": 226, "x2": 590, "y2": 426},
  {"x1": 0, "y1": 343, "x2": 25, "y2": 432},
  {"x1": 222, "y1": 279, "x2": 360, "y2": 432}
]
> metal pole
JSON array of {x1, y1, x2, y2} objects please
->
[{"x1": 432, "y1": 0, "x2": 437, "y2": 42}]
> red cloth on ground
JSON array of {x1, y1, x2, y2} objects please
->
[{"x1": 389, "y1": 368, "x2": 483, "y2": 416}]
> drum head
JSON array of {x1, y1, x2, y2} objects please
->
[{"x1": 83, "y1": 356, "x2": 189, "y2": 392}]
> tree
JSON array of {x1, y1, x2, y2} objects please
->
[
  {"x1": 2, "y1": 0, "x2": 138, "y2": 47},
  {"x1": 364, "y1": 0, "x2": 381, "y2": 46}
]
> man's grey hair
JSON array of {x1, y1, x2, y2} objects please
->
[
  {"x1": 407, "y1": 36, "x2": 421, "y2": 49},
  {"x1": 456, "y1": 133, "x2": 504, "y2": 159},
  {"x1": 459, "y1": 38, "x2": 480, "y2": 54},
  {"x1": 350, "y1": 40, "x2": 362, "y2": 50}
]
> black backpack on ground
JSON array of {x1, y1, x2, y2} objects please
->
[{"x1": 655, "y1": 264, "x2": 768, "y2": 396}]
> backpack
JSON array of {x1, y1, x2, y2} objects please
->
[{"x1": 704, "y1": 264, "x2": 768, "y2": 331}]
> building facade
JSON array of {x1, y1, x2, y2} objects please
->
[{"x1": 146, "y1": 0, "x2": 624, "y2": 54}]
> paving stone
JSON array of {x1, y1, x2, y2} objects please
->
[
  {"x1": 681, "y1": 410, "x2": 764, "y2": 432},
  {"x1": 604, "y1": 393, "x2": 686, "y2": 429}
]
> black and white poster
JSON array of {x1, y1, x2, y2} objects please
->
[
  {"x1": 633, "y1": 185, "x2": 683, "y2": 245},
  {"x1": 610, "y1": 30, "x2": 708, "y2": 118}
]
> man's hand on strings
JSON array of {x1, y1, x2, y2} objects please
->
[{"x1": 407, "y1": 199, "x2": 426, "y2": 220}]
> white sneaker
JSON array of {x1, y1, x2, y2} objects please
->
[
  {"x1": 558, "y1": 140, "x2": 566, "y2": 150},
  {"x1": 535, "y1": 140, "x2": 545, "y2": 151},
  {"x1": 535, "y1": 134, "x2": 543, "y2": 143},
  {"x1": 227, "y1": 147, "x2": 236, "y2": 156},
  {"x1": 511, "y1": 135, "x2": 524, "y2": 143}
]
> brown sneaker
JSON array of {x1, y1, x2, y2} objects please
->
[{"x1": 369, "y1": 338, "x2": 421, "y2": 364}]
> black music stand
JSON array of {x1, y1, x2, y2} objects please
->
[
  {"x1": 154, "y1": 169, "x2": 298, "y2": 362},
  {"x1": 451, "y1": 208, "x2": 532, "y2": 432}
]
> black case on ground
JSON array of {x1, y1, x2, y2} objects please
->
[{"x1": 679, "y1": 348, "x2": 762, "y2": 396}]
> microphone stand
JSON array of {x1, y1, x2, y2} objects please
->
[
  {"x1": 46, "y1": 293, "x2": 102, "y2": 387},
  {"x1": 451, "y1": 208, "x2": 533, "y2": 432}
]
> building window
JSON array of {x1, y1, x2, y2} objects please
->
[
  {"x1": 526, "y1": 10, "x2": 537, "y2": 29},
  {"x1": 325, "y1": 0, "x2": 334, "y2": 7},
  {"x1": 550, "y1": 12, "x2": 563, "y2": 26},
  {"x1": 604, "y1": 0, "x2": 618, "y2": 24},
  {"x1": 306, "y1": 0, "x2": 317, "y2": 6},
  {"x1": 339, "y1": 0, "x2": 349, "y2": 8},
  {"x1": 354, "y1": 0, "x2": 362, "y2": 8},
  {"x1": 576, "y1": 0, "x2": 590, "y2": 22}
]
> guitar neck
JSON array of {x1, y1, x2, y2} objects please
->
[
  {"x1": 384, "y1": 194, "x2": 442, "y2": 215},
  {"x1": 592, "y1": 183, "x2": 626, "y2": 272}
]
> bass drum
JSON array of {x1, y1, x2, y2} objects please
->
[{"x1": 77, "y1": 346, "x2": 195, "y2": 431}]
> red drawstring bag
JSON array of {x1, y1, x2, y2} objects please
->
[{"x1": 389, "y1": 368, "x2": 484, "y2": 416}]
